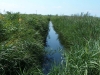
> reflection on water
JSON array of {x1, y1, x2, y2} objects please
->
[{"x1": 42, "y1": 21, "x2": 63, "y2": 74}]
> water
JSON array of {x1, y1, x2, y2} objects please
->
[{"x1": 42, "y1": 21, "x2": 64, "y2": 74}]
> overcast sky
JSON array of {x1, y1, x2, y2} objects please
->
[{"x1": 0, "y1": 0, "x2": 100, "y2": 16}]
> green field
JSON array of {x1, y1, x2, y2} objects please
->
[
  {"x1": 0, "y1": 12, "x2": 100, "y2": 75},
  {"x1": 0, "y1": 12, "x2": 49, "y2": 75},
  {"x1": 51, "y1": 13, "x2": 100, "y2": 75}
]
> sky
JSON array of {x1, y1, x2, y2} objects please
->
[{"x1": 0, "y1": 0, "x2": 100, "y2": 17}]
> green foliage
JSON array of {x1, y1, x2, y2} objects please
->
[
  {"x1": 0, "y1": 12, "x2": 49, "y2": 75},
  {"x1": 51, "y1": 13, "x2": 100, "y2": 75},
  {"x1": 0, "y1": 20, "x2": 6, "y2": 42}
]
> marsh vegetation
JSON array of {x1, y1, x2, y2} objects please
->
[
  {"x1": 51, "y1": 13, "x2": 100, "y2": 75},
  {"x1": 0, "y1": 12, "x2": 100, "y2": 75},
  {"x1": 0, "y1": 12, "x2": 49, "y2": 75}
]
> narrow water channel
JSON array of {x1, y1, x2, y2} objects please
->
[{"x1": 42, "y1": 21, "x2": 64, "y2": 74}]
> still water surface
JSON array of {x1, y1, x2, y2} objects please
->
[{"x1": 42, "y1": 21, "x2": 64, "y2": 74}]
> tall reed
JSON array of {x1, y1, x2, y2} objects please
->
[
  {"x1": 50, "y1": 13, "x2": 100, "y2": 75},
  {"x1": 0, "y1": 12, "x2": 49, "y2": 75}
]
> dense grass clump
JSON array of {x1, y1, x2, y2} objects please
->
[
  {"x1": 0, "y1": 12, "x2": 48, "y2": 75},
  {"x1": 51, "y1": 13, "x2": 100, "y2": 75}
]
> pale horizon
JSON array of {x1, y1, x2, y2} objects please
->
[{"x1": 0, "y1": 0, "x2": 100, "y2": 17}]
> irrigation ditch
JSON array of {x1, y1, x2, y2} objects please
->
[{"x1": 42, "y1": 21, "x2": 64, "y2": 75}]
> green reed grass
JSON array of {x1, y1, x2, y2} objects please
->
[
  {"x1": 50, "y1": 13, "x2": 100, "y2": 75},
  {"x1": 0, "y1": 12, "x2": 49, "y2": 75}
]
